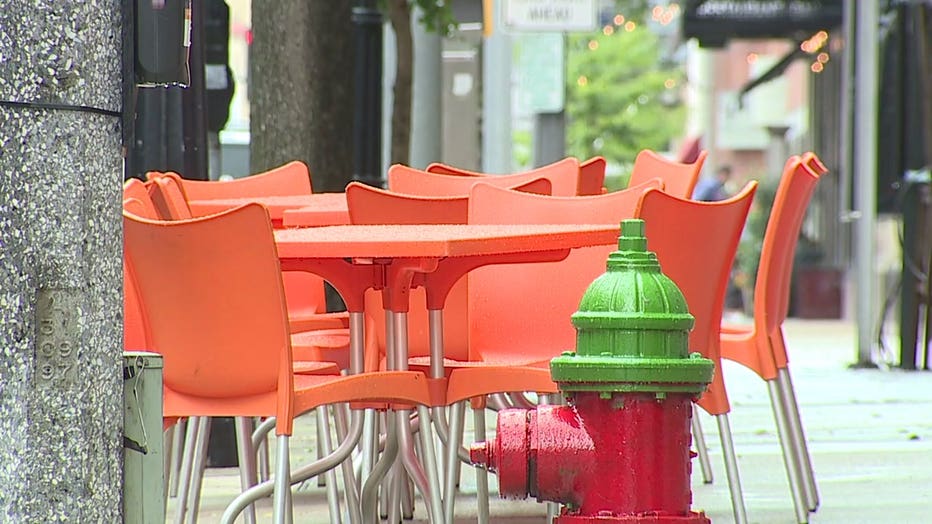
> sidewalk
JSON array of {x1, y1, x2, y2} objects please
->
[{"x1": 175, "y1": 319, "x2": 932, "y2": 523}]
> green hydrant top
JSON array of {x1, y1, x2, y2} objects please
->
[{"x1": 550, "y1": 219, "x2": 714, "y2": 394}]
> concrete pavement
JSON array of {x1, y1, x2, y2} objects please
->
[{"x1": 171, "y1": 319, "x2": 932, "y2": 523}]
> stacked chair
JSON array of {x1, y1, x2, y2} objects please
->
[{"x1": 719, "y1": 154, "x2": 827, "y2": 523}]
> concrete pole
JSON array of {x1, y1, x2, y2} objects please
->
[
  {"x1": 854, "y1": 0, "x2": 880, "y2": 366},
  {"x1": 0, "y1": 1, "x2": 124, "y2": 521},
  {"x1": 481, "y1": 8, "x2": 512, "y2": 173},
  {"x1": 686, "y1": 41, "x2": 717, "y2": 173},
  {"x1": 409, "y1": 5, "x2": 443, "y2": 170}
]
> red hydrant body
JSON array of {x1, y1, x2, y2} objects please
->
[
  {"x1": 470, "y1": 220, "x2": 713, "y2": 523},
  {"x1": 473, "y1": 394, "x2": 706, "y2": 523}
]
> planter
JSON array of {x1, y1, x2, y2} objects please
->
[{"x1": 792, "y1": 266, "x2": 843, "y2": 319}]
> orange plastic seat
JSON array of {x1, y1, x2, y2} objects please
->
[
  {"x1": 628, "y1": 149, "x2": 708, "y2": 198},
  {"x1": 635, "y1": 182, "x2": 758, "y2": 524},
  {"x1": 391, "y1": 158, "x2": 580, "y2": 196},
  {"x1": 123, "y1": 204, "x2": 433, "y2": 521},
  {"x1": 426, "y1": 156, "x2": 606, "y2": 196},
  {"x1": 718, "y1": 155, "x2": 826, "y2": 522}
]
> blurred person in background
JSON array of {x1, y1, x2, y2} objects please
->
[{"x1": 693, "y1": 164, "x2": 733, "y2": 201}]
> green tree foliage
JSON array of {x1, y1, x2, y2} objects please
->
[{"x1": 565, "y1": 21, "x2": 685, "y2": 171}]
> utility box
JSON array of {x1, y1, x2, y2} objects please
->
[{"x1": 123, "y1": 351, "x2": 164, "y2": 523}]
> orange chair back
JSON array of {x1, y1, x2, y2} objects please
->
[
  {"x1": 392, "y1": 158, "x2": 580, "y2": 196},
  {"x1": 122, "y1": 179, "x2": 161, "y2": 351},
  {"x1": 149, "y1": 176, "x2": 194, "y2": 219},
  {"x1": 124, "y1": 204, "x2": 292, "y2": 409},
  {"x1": 149, "y1": 171, "x2": 329, "y2": 319},
  {"x1": 146, "y1": 161, "x2": 312, "y2": 200},
  {"x1": 577, "y1": 156, "x2": 607, "y2": 195},
  {"x1": 756, "y1": 157, "x2": 824, "y2": 368},
  {"x1": 426, "y1": 156, "x2": 605, "y2": 196},
  {"x1": 635, "y1": 182, "x2": 758, "y2": 416},
  {"x1": 464, "y1": 179, "x2": 662, "y2": 363},
  {"x1": 629, "y1": 149, "x2": 708, "y2": 198},
  {"x1": 345, "y1": 178, "x2": 551, "y2": 225},
  {"x1": 346, "y1": 183, "x2": 472, "y2": 363}
]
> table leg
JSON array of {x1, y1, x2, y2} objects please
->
[{"x1": 386, "y1": 311, "x2": 443, "y2": 522}]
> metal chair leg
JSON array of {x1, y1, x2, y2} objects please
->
[
  {"x1": 716, "y1": 414, "x2": 748, "y2": 524},
  {"x1": 443, "y1": 401, "x2": 466, "y2": 522},
  {"x1": 273, "y1": 434, "x2": 294, "y2": 524},
  {"x1": 778, "y1": 368, "x2": 819, "y2": 512},
  {"x1": 256, "y1": 417, "x2": 270, "y2": 483},
  {"x1": 317, "y1": 406, "x2": 343, "y2": 524},
  {"x1": 362, "y1": 413, "x2": 399, "y2": 524},
  {"x1": 169, "y1": 418, "x2": 186, "y2": 498},
  {"x1": 334, "y1": 405, "x2": 363, "y2": 524},
  {"x1": 163, "y1": 425, "x2": 175, "y2": 509},
  {"x1": 692, "y1": 406, "x2": 714, "y2": 484},
  {"x1": 173, "y1": 417, "x2": 199, "y2": 524},
  {"x1": 317, "y1": 412, "x2": 328, "y2": 488},
  {"x1": 417, "y1": 405, "x2": 444, "y2": 523},
  {"x1": 185, "y1": 416, "x2": 212, "y2": 524},
  {"x1": 768, "y1": 380, "x2": 809, "y2": 523},
  {"x1": 473, "y1": 406, "x2": 490, "y2": 524},
  {"x1": 234, "y1": 417, "x2": 258, "y2": 524}
]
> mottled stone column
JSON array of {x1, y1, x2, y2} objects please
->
[{"x1": 0, "y1": 1, "x2": 124, "y2": 521}]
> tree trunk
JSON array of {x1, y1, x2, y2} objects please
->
[
  {"x1": 387, "y1": 0, "x2": 413, "y2": 166},
  {"x1": 0, "y1": 1, "x2": 123, "y2": 521},
  {"x1": 250, "y1": 0, "x2": 355, "y2": 192}
]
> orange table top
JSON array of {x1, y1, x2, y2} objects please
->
[
  {"x1": 273, "y1": 223, "x2": 620, "y2": 259},
  {"x1": 188, "y1": 193, "x2": 348, "y2": 224}
]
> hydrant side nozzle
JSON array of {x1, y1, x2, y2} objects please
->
[{"x1": 469, "y1": 441, "x2": 494, "y2": 471}]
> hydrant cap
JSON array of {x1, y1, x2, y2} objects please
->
[{"x1": 551, "y1": 219, "x2": 713, "y2": 394}]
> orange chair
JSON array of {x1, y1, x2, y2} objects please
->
[
  {"x1": 148, "y1": 175, "x2": 347, "y2": 336},
  {"x1": 148, "y1": 163, "x2": 331, "y2": 326},
  {"x1": 635, "y1": 182, "x2": 759, "y2": 524},
  {"x1": 426, "y1": 156, "x2": 606, "y2": 196},
  {"x1": 146, "y1": 160, "x2": 313, "y2": 200},
  {"x1": 123, "y1": 204, "x2": 435, "y2": 522},
  {"x1": 391, "y1": 158, "x2": 580, "y2": 196},
  {"x1": 719, "y1": 155, "x2": 826, "y2": 523},
  {"x1": 628, "y1": 149, "x2": 708, "y2": 198},
  {"x1": 122, "y1": 179, "x2": 161, "y2": 351}
]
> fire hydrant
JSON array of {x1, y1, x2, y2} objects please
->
[{"x1": 470, "y1": 219, "x2": 714, "y2": 523}]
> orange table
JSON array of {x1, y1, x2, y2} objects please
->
[
  {"x1": 274, "y1": 223, "x2": 620, "y2": 519},
  {"x1": 275, "y1": 223, "x2": 619, "y2": 370},
  {"x1": 188, "y1": 193, "x2": 349, "y2": 227}
]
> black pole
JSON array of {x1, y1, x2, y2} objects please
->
[
  {"x1": 182, "y1": 0, "x2": 209, "y2": 180},
  {"x1": 352, "y1": 0, "x2": 384, "y2": 187}
]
